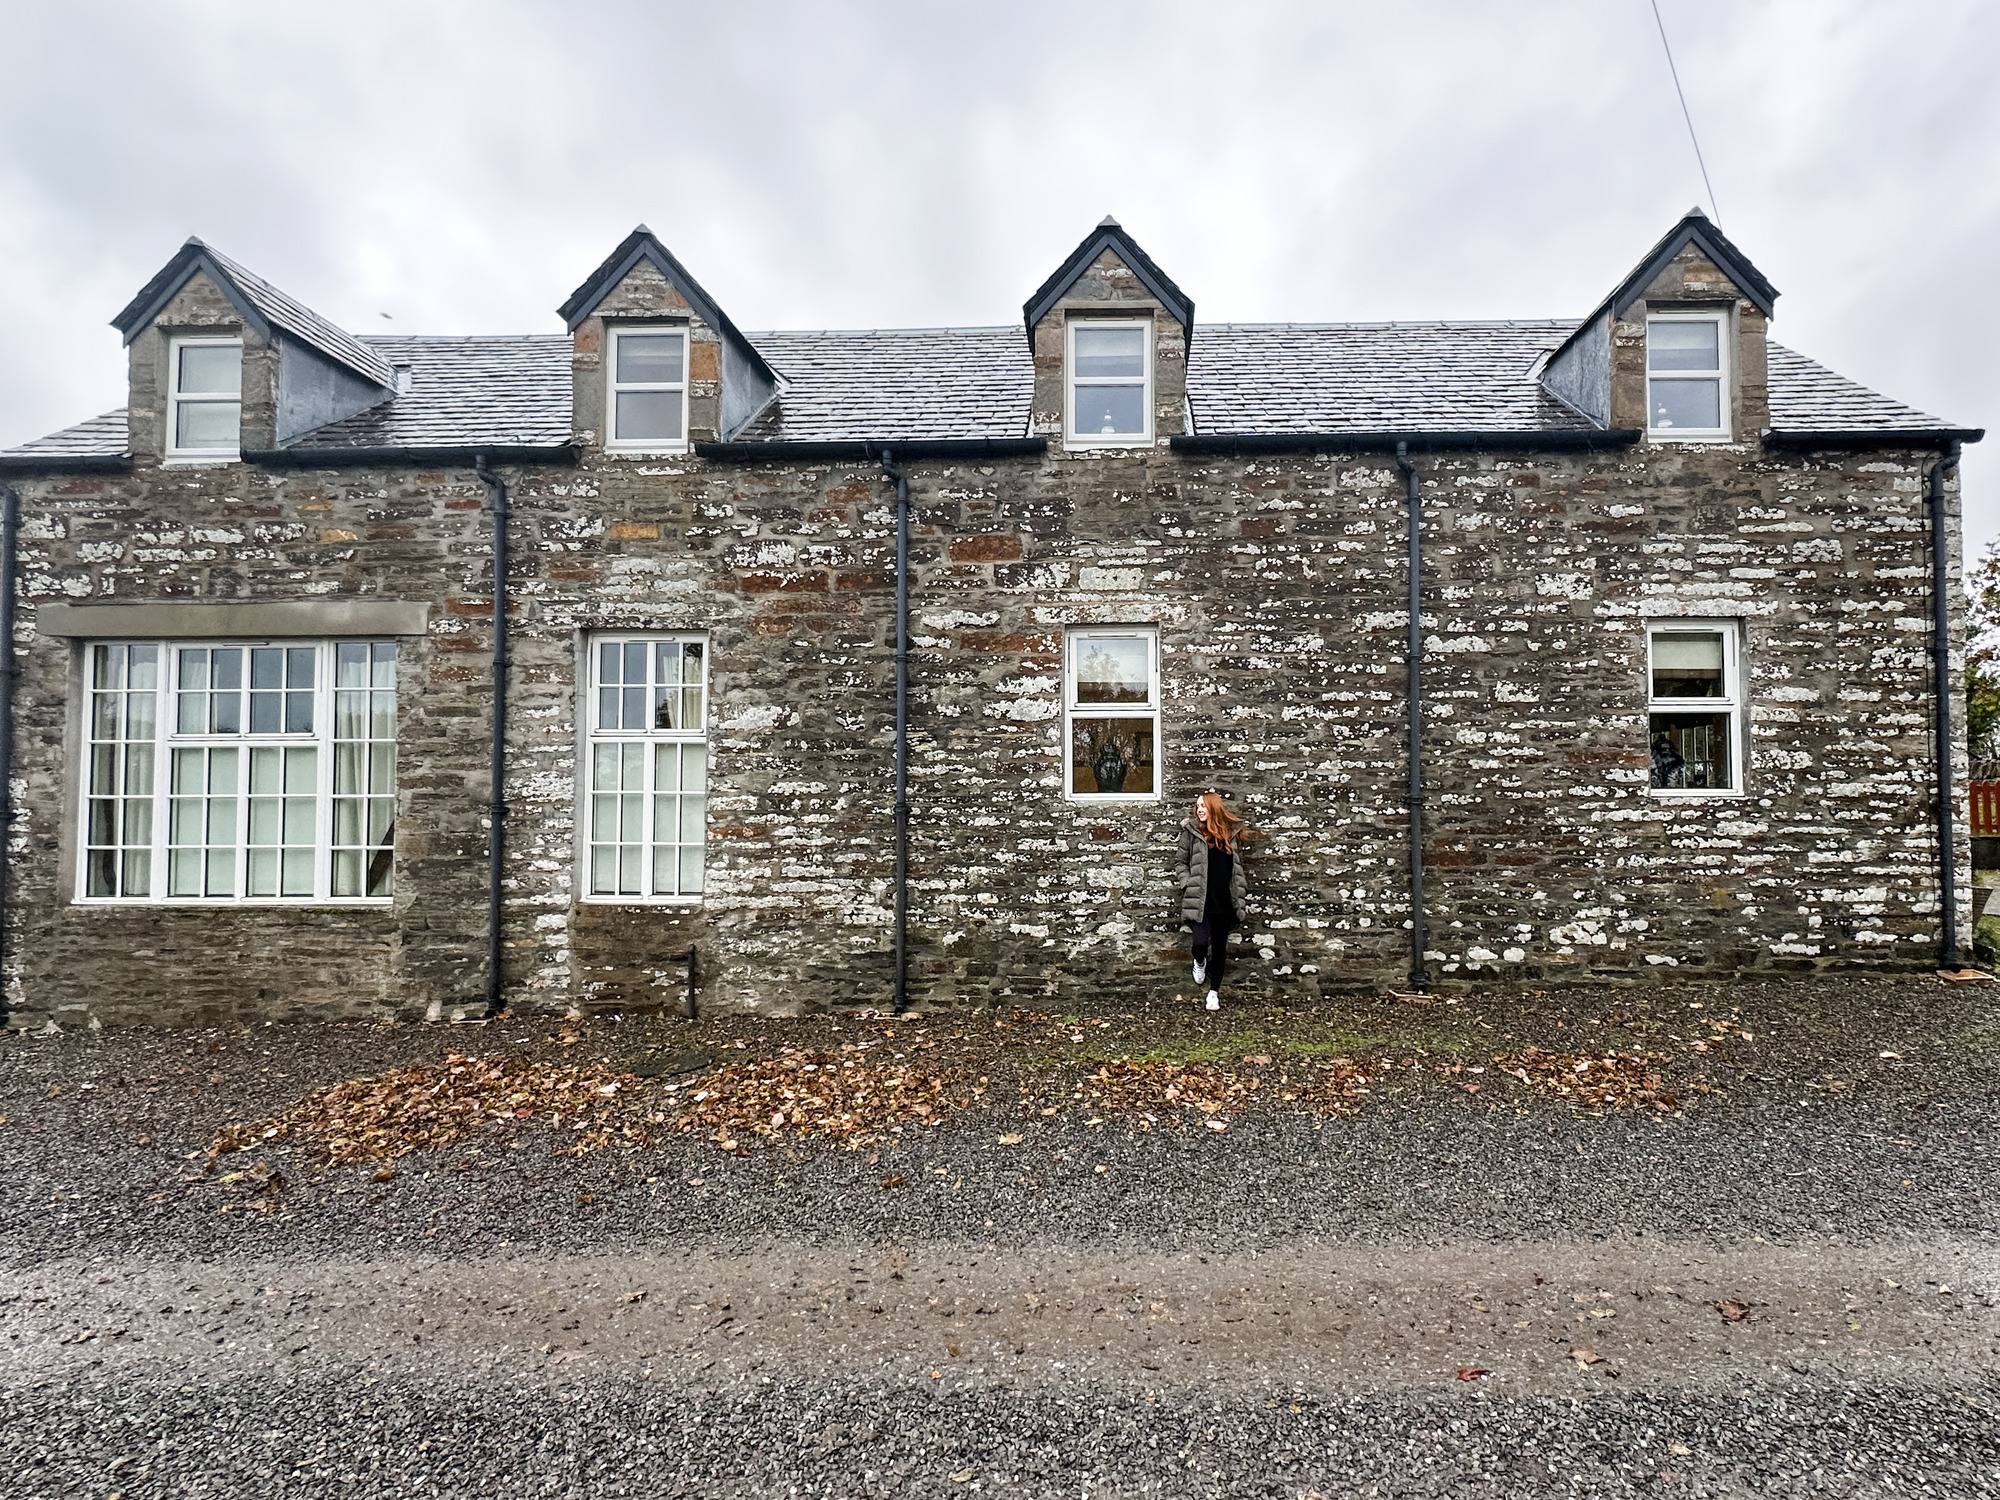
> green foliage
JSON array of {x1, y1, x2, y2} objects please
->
[{"x1": 1968, "y1": 541, "x2": 2000, "y2": 767}]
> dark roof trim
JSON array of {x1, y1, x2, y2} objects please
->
[
  {"x1": 113, "y1": 241, "x2": 272, "y2": 345},
  {"x1": 556, "y1": 226, "x2": 778, "y2": 385},
  {"x1": 111, "y1": 239, "x2": 395, "y2": 388},
  {"x1": 0, "y1": 454, "x2": 132, "y2": 476},
  {"x1": 1022, "y1": 218, "x2": 1195, "y2": 350},
  {"x1": 245, "y1": 444, "x2": 580, "y2": 469},
  {"x1": 696, "y1": 437, "x2": 1047, "y2": 464},
  {"x1": 1546, "y1": 210, "x2": 1780, "y2": 373},
  {"x1": 1763, "y1": 427, "x2": 1985, "y2": 450},
  {"x1": 1606, "y1": 210, "x2": 1778, "y2": 321},
  {"x1": 1172, "y1": 430, "x2": 1644, "y2": 456}
]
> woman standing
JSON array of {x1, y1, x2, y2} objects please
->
[{"x1": 1176, "y1": 791, "x2": 1251, "y2": 1011}]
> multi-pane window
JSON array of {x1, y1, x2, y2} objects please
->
[
  {"x1": 1646, "y1": 314, "x2": 1728, "y2": 438},
  {"x1": 1065, "y1": 627, "x2": 1158, "y2": 800},
  {"x1": 1067, "y1": 320, "x2": 1151, "y2": 444},
  {"x1": 1646, "y1": 622, "x2": 1741, "y2": 795},
  {"x1": 79, "y1": 640, "x2": 397, "y2": 901},
  {"x1": 606, "y1": 327, "x2": 689, "y2": 450},
  {"x1": 167, "y1": 337, "x2": 242, "y2": 459},
  {"x1": 585, "y1": 636, "x2": 708, "y2": 900}
]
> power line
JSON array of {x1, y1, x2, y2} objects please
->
[{"x1": 1649, "y1": 0, "x2": 1721, "y2": 224}]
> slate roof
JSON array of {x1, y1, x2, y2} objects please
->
[
  {"x1": 1765, "y1": 345, "x2": 1951, "y2": 434},
  {"x1": 1188, "y1": 321, "x2": 1592, "y2": 435},
  {"x1": 733, "y1": 327, "x2": 1032, "y2": 443},
  {"x1": 1, "y1": 326, "x2": 1970, "y2": 462},
  {"x1": 285, "y1": 335, "x2": 572, "y2": 452},
  {"x1": 0, "y1": 409, "x2": 129, "y2": 460}
]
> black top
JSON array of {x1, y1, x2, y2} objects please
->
[{"x1": 1205, "y1": 845, "x2": 1235, "y2": 923}]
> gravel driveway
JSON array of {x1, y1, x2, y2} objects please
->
[{"x1": 4, "y1": 974, "x2": 1998, "y2": 1496}]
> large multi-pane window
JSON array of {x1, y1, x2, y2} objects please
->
[
  {"x1": 80, "y1": 640, "x2": 396, "y2": 901},
  {"x1": 1646, "y1": 621, "x2": 1742, "y2": 796},
  {"x1": 1065, "y1": 627, "x2": 1159, "y2": 800},
  {"x1": 584, "y1": 635, "x2": 708, "y2": 901}
]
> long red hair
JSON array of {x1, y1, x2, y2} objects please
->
[{"x1": 1196, "y1": 791, "x2": 1250, "y2": 852}]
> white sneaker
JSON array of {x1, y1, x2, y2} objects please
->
[
  {"x1": 1192, "y1": 961, "x2": 1206, "y2": 984},
  {"x1": 1205, "y1": 991, "x2": 1221, "y2": 1011}
]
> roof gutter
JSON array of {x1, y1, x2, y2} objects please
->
[
  {"x1": 246, "y1": 444, "x2": 579, "y2": 469},
  {"x1": 1171, "y1": 430, "x2": 1643, "y2": 456},
  {"x1": 1764, "y1": 428, "x2": 1985, "y2": 450},
  {"x1": 695, "y1": 437, "x2": 1047, "y2": 464},
  {"x1": 0, "y1": 455, "x2": 133, "y2": 476}
]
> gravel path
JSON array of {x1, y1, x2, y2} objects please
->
[{"x1": 4, "y1": 974, "x2": 1999, "y2": 1495}]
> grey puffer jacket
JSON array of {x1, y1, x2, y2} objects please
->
[{"x1": 1174, "y1": 819, "x2": 1249, "y2": 927}]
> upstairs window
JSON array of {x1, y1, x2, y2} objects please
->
[
  {"x1": 607, "y1": 327, "x2": 689, "y2": 451},
  {"x1": 1647, "y1": 622, "x2": 1741, "y2": 795},
  {"x1": 167, "y1": 337, "x2": 242, "y2": 459},
  {"x1": 584, "y1": 635, "x2": 708, "y2": 901},
  {"x1": 1646, "y1": 314, "x2": 1728, "y2": 439},
  {"x1": 1067, "y1": 320, "x2": 1151, "y2": 446},
  {"x1": 1065, "y1": 627, "x2": 1158, "y2": 800}
]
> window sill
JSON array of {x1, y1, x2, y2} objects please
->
[
  {"x1": 72, "y1": 897, "x2": 395, "y2": 908},
  {"x1": 1066, "y1": 794, "x2": 1161, "y2": 806},
  {"x1": 161, "y1": 454, "x2": 242, "y2": 468},
  {"x1": 603, "y1": 445, "x2": 692, "y2": 459},
  {"x1": 1064, "y1": 438, "x2": 1154, "y2": 452},
  {"x1": 577, "y1": 895, "x2": 703, "y2": 907},
  {"x1": 1645, "y1": 788, "x2": 1747, "y2": 801},
  {"x1": 1645, "y1": 431, "x2": 1734, "y2": 445}
]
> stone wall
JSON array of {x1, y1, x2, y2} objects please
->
[{"x1": 3, "y1": 435, "x2": 1968, "y2": 1026}]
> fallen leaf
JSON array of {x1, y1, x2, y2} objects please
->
[
  {"x1": 950, "y1": 1469, "x2": 975, "y2": 1483},
  {"x1": 1668, "y1": 1441, "x2": 1691, "y2": 1456},
  {"x1": 1205, "y1": 1119, "x2": 1228, "y2": 1133},
  {"x1": 998, "y1": 1134, "x2": 1023, "y2": 1145},
  {"x1": 1570, "y1": 1346, "x2": 1605, "y2": 1367},
  {"x1": 1716, "y1": 1300, "x2": 1752, "y2": 1322},
  {"x1": 1455, "y1": 1367, "x2": 1490, "y2": 1381},
  {"x1": 881, "y1": 1174, "x2": 906, "y2": 1189},
  {"x1": 371, "y1": 1167, "x2": 394, "y2": 1184}
]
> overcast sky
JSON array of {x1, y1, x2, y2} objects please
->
[{"x1": 3, "y1": 0, "x2": 1994, "y2": 548}]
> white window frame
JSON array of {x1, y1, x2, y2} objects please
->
[
  {"x1": 605, "y1": 325, "x2": 691, "y2": 454},
  {"x1": 579, "y1": 633, "x2": 710, "y2": 904},
  {"x1": 1063, "y1": 626, "x2": 1161, "y2": 803},
  {"x1": 74, "y1": 638, "x2": 398, "y2": 904},
  {"x1": 1645, "y1": 619, "x2": 1745, "y2": 800},
  {"x1": 1644, "y1": 312, "x2": 1731, "y2": 442},
  {"x1": 165, "y1": 335, "x2": 244, "y2": 462},
  {"x1": 1065, "y1": 317, "x2": 1153, "y2": 449}
]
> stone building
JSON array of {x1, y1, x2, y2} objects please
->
[{"x1": 0, "y1": 210, "x2": 1982, "y2": 1028}]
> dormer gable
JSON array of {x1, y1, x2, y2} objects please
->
[
  {"x1": 1024, "y1": 217, "x2": 1193, "y2": 450},
  {"x1": 1542, "y1": 209, "x2": 1777, "y2": 438},
  {"x1": 111, "y1": 238, "x2": 393, "y2": 461},
  {"x1": 558, "y1": 225, "x2": 779, "y2": 448}
]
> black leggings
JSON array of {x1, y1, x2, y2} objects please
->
[{"x1": 1192, "y1": 907, "x2": 1235, "y2": 991}]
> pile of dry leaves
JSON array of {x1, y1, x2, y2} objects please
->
[
  {"x1": 210, "y1": 1050, "x2": 654, "y2": 1164},
  {"x1": 667, "y1": 1044, "x2": 960, "y2": 1150},
  {"x1": 1494, "y1": 1047, "x2": 1678, "y2": 1111}
]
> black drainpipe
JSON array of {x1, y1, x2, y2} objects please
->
[
  {"x1": 878, "y1": 448, "x2": 911, "y2": 1014},
  {"x1": 0, "y1": 483, "x2": 16, "y2": 1029},
  {"x1": 1928, "y1": 441, "x2": 1965, "y2": 969},
  {"x1": 1395, "y1": 443, "x2": 1429, "y2": 993},
  {"x1": 475, "y1": 457, "x2": 510, "y2": 1017}
]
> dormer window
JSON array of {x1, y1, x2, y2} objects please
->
[
  {"x1": 1646, "y1": 314, "x2": 1729, "y2": 439},
  {"x1": 1067, "y1": 320, "x2": 1151, "y2": 446},
  {"x1": 607, "y1": 327, "x2": 688, "y2": 451},
  {"x1": 167, "y1": 337, "x2": 242, "y2": 460}
]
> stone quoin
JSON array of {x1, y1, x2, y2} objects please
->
[{"x1": 0, "y1": 212, "x2": 1982, "y2": 1027}]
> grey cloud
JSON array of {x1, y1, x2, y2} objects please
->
[{"x1": 3, "y1": 0, "x2": 1993, "y2": 539}]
